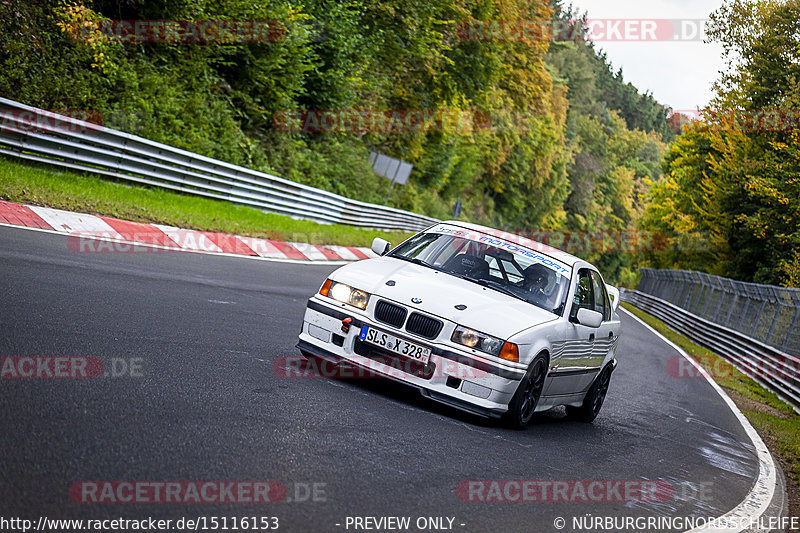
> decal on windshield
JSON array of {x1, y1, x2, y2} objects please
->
[{"x1": 429, "y1": 224, "x2": 570, "y2": 276}]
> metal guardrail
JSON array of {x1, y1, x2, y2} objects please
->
[
  {"x1": 0, "y1": 97, "x2": 439, "y2": 232},
  {"x1": 637, "y1": 268, "x2": 799, "y2": 357},
  {"x1": 622, "y1": 287, "x2": 800, "y2": 413}
]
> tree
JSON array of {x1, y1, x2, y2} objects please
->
[{"x1": 640, "y1": 0, "x2": 800, "y2": 286}]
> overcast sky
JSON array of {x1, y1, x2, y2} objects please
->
[{"x1": 576, "y1": 0, "x2": 726, "y2": 112}]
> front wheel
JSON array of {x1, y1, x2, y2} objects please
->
[
  {"x1": 566, "y1": 365, "x2": 612, "y2": 423},
  {"x1": 506, "y1": 354, "x2": 548, "y2": 429}
]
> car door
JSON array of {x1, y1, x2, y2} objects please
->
[
  {"x1": 545, "y1": 268, "x2": 597, "y2": 396},
  {"x1": 587, "y1": 270, "x2": 613, "y2": 376},
  {"x1": 590, "y1": 270, "x2": 620, "y2": 364}
]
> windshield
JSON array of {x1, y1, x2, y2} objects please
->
[{"x1": 389, "y1": 226, "x2": 572, "y2": 315}]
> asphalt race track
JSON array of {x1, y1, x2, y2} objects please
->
[{"x1": 0, "y1": 225, "x2": 764, "y2": 532}]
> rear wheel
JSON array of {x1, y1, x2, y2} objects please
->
[
  {"x1": 566, "y1": 365, "x2": 612, "y2": 423},
  {"x1": 506, "y1": 354, "x2": 548, "y2": 429}
]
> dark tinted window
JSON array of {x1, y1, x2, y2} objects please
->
[
  {"x1": 590, "y1": 271, "x2": 609, "y2": 321},
  {"x1": 574, "y1": 269, "x2": 594, "y2": 312},
  {"x1": 389, "y1": 230, "x2": 573, "y2": 315}
]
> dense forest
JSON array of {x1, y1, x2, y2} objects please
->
[
  {"x1": 641, "y1": 0, "x2": 800, "y2": 287},
  {"x1": 0, "y1": 0, "x2": 796, "y2": 287}
]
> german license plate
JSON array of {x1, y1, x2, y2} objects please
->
[{"x1": 359, "y1": 325, "x2": 431, "y2": 365}]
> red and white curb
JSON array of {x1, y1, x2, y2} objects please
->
[{"x1": 0, "y1": 200, "x2": 376, "y2": 263}]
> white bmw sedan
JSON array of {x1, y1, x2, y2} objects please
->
[{"x1": 297, "y1": 222, "x2": 621, "y2": 427}]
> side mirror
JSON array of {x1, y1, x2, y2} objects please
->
[
  {"x1": 576, "y1": 308, "x2": 603, "y2": 328},
  {"x1": 371, "y1": 237, "x2": 391, "y2": 256}
]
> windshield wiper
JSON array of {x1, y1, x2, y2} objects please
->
[
  {"x1": 391, "y1": 255, "x2": 437, "y2": 270},
  {"x1": 481, "y1": 279, "x2": 530, "y2": 303},
  {"x1": 450, "y1": 273, "x2": 528, "y2": 303}
]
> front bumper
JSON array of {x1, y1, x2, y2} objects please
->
[{"x1": 297, "y1": 297, "x2": 527, "y2": 418}]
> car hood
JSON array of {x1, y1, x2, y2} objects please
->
[{"x1": 329, "y1": 257, "x2": 558, "y2": 340}]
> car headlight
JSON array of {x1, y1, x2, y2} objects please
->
[
  {"x1": 451, "y1": 326, "x2": 506, "y2": 356},
  {"x1": 319, "y1": 280, "x2": 370, "y2": 310}
]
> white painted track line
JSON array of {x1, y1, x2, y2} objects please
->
[{"x1": 620, "y1": 307, "x2": 781, "y2": 533}]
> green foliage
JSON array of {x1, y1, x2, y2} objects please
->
[
  {"x1": 546, "y1": 5, "x2": 671, "y2": 284},
  {"x1": 0, "y1": 0, "x2": 675, "y2": 285},
  {"x1": 641, "y1": 0, "x2": 800, "y2": 287},
  {"x1": 547, "y1": 6, "x2": 675, "y2": 141}
]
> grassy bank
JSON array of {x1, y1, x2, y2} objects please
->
[
  {"x1": 0, "y1": 157, "x2": 414, "y2": 247},
  {"x1": 622, "y1": 302, "x2": 800, "y2": 516}
]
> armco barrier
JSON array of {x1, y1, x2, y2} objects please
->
[
  {"x1": 0, "y1": 98, "x2": 438, "y2": 232},
  {"x1": 622, "y1": 288, "x2": 800, "y2": 413},
  {"x1": 637, "y1": 268, "x2": 799, "y2": 356}
]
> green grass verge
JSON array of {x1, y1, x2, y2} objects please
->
[
  {"x1": 0, "y1": 156, "x2": 414, "y2": 248},
  {"x1": 622, "y1": 302, "x2": 800, "y2": 495}
]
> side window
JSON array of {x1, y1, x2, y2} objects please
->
[
  {"x1": 487, "y1": 257, "x2": 502, "y2": 278},
  {"x1": 590, "y1": 271, "x2": 609, "y2": 321},
  {"x1": 574, "y1": 269, "x2": 594, "y2": 314},
  {"x1": 501, "y1": 260, "x2": 523, "y2": 284}
]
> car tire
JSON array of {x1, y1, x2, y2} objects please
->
[
  {"x1": 566, "y1": 365, "x2": 612, "y2": 423},
  {"x1": 505, "y1": 354, "x2": 548, "y2": 429}
]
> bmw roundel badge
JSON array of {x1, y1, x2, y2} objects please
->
[{"x1": 411, "y1": 297, "x2": 422, "y2": 304}]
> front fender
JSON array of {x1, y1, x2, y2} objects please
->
[{"x1": 508, "y1": 321, "x2": 560, "y2": 368}]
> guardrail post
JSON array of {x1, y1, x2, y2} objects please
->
[
  {"x1": 765, "y1": 286, "x2": 783, "y2": 346},
  {"x1": 676, "y1": 271, "x2": 685, "y2": 306},
  {"x1": 736, "y1": 282, "x2": 752, "y2": 335},
  {"x1": 637, "y1": 268, "x2": 649, "y2": 293},
  {"x1": 751, "y1": 296, "x2": 768, "y2": 338},
  {"x1": 652, "y1": 270, "x2": 662, "y2": 298},
  {"x1": 700, "y1": 274, "x2": 716, "y2": 318},
  {"x1": 783, "y1": 293, "x2": 800, "y2": 353},
  {"x1": 712, "y1": 277, "x2": 728, "y2": 322},
  {"x1": 656, "y1": 270, "x2": 668, "y2": 299},
  {"x1": 724, "y1": 289, "x2": 739, "y2": 328},
  {"x1": 687, "y1": 271, "x2": 698, "y2": 309},
  {"x1": 693, "y1": 272, "x2": 708, "y2": 315},
  {"x1": 685, "y1": 271, "x2": 697, "y2": 309}
]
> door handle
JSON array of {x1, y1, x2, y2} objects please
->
[{"x1": 589, "y1": 333, "x2": 595, "y2": 341}]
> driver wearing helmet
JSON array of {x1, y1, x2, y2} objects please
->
[{"x1": 523, "y1": 264, "x2": 553, "y2": 306}]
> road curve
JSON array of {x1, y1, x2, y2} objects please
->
[{"x1": 0, "y1": 225, "x2": 772, "y2": 532}]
